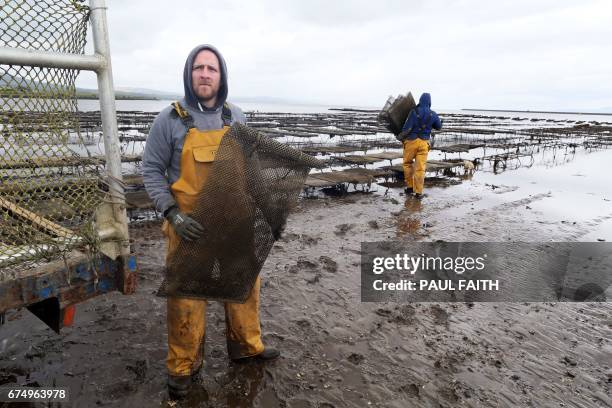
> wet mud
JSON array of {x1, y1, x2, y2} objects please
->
[{"x1": 2, "y1": 143, "x2": 612, "y2": 407}]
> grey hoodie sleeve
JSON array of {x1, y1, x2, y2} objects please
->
[{"x1": 142, "y1": 112, "x2": 177, "y2": 214}]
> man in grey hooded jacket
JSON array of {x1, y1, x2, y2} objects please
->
[
  {"x1": 143, "y1": 44, "x2": 279, "y2": 399},
  {"x1": 143, "y1": 44, "x2": 245, "y2": 216}
]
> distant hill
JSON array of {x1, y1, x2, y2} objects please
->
[
  {"x1": 232, "y1": 96, "x2": 296, "y2": 104},
  {"x1": 0, "y1": 73, "x2": 181, "y2": 100},
  {"x1": 113, "y1": 87, "x2": 181, "y2": 100},
  {"x1": 463, "y1": 108, "x2": 612, "y2": 116},
  {"x1": 76, "y1": 86, "x2": 181, "y2": 100}
]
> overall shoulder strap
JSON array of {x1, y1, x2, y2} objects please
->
[{"x1": 171, "y1": 101, "x2": 195, "y2": 130}]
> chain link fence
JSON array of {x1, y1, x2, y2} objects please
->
[{"x1": 0, "y1": 1, "x2": 103, "y2": 272}]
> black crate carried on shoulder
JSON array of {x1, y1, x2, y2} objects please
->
[{"x1": 377, "y1": 92, "x2": 416, "y2": 136}]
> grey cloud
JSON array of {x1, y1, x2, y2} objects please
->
[{"x1": 71, "y1": 0, "x2": 612, "y2": 110}]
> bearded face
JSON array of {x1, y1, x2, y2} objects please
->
[{"x1": 191, "y1": 50, "x2": 221, "y2": 108}]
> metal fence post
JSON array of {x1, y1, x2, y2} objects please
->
[{"x1": 89, "y1": 0, "x2": 136, "y2": 293}]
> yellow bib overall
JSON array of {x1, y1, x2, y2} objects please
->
[
  {"x1": 402, "y1": 138, "x2": 429, "y2": 194},
  {"x1": 164, "y1": 102, "x2": 264, "y2": 377}
]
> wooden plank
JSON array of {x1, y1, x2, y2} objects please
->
[
  {"x1": 384, "y1": 160, "x2": 462, "y2": 174},
  {"x1": 310, "y1": 171, "x2": 373, "y2": 184},
  {"x1": 0, "y1": 178, "x2": 98, "y2": 194},
  {"x1": 384, "y1": 165, "x2": 404, "y2": 173},
  {"x1": 258, "y1": 128, "x2": 316, "y2": 138},
  {"x1": 288, "y1": 126, "x2": 373, "y2": 136},
  {"x1": 300, "y1": 145, "x2": 361, "y2": 154},
  {"x1": 367, "y1": 151, "x2": 403, "y2": 160},
  {"x1": 335, "y1": 155, "x2": 380, "y2": 165},
  {"x1": 438, "y1": 127, "x2": 498, "y2": 134},
  {"x1": 0, "y1": 154, "x2": 142, "y2": 170},
  {"x1": 0, "y1": 250, "x2": 84, "y2": 281},
  {"x1": 0, "y1": 196, "x2": 76, "y2": 239},
  {"x1": 303, "y1": 176, "x2": 337, "y2": 188},
  {"x1": 0, "y1": 156, "x2": 102, "y2": 169},
  {"x1": 436, "y1": 145, "x2": 470, "y2": 153},
  {"x1": 0, "y1": 243, "x2": 73, "y2": 270},
  {"x1": 341, "y1": 167, "x2": 394, "y2": 178},
  {"x1": 426, "y1": 160, "x2": 463, "y2": 166},
  {"x1": 305, "y1": 167, "x2": 392, "y2": 188},
  {"x1": 435, "y1": 143, "x2": 485, "y2": 153}
]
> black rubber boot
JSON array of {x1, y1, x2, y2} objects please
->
[
  {"x1": 254, "y1": 348, "x2": 280, "y2": 361},
  {"x1": 167, "y1": 374, "x2": 191, "y2": 400},
  {"x1": 414, "y1": 193, "x2": 426, "y2": 200},
  {"x1": 231, "y1": 348, "x2": 281, "y2": 363},
  {"x1": 190, "y1": 364, "x2": 202, "y2": 383},
  {"x1": 404, "y1": 187, "x2": 414, "y2": 195}
]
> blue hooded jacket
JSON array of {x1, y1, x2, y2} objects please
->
[{"x1": 401, "y1": 93, "x2": 442, "y2": 140}]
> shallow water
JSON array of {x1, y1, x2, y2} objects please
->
[{"x1": 416, "y1": 147, "x2": 612, "y2": 242}]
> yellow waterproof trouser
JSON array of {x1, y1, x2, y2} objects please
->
[
  {"x1": 402, "y1": 138, "x2": 429, "y2": 194},
  {"x1": 165, "y1": 108, "x2": 264, "y2": 377},
  {"x1": 166, "y1": 277, "x2": 264, "y2": 376}
]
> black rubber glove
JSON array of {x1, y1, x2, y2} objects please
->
[{"x1": 165, "y1": 207, "x2": 205, "y2": 241}]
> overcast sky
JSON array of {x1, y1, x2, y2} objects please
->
[{"x1": 77, "y1": 0, "x2": 612, "y2": 111}]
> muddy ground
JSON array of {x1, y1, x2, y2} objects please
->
[{"x1": 1, "y1": 148, "x2": 611, "y2": 407}]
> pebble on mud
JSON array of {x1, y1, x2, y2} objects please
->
[
  {"x1": 399, "y1": 383, "x2": 420, "y2": 397},
  {"x1": 288, "y1": 258, "x2": 319, "y2": 274},
  {"x1": 295, "y1": 318, "x2": 311, "y2": 329},
  {"x1": 563, "y1": 356, "x2": 577, "y2": 366},
  {"x1": 375, "y1": 308, "x2": 392, "y2": 317},
  {"x1": 318, "y1": 256, "x2": 338, "y2": 273},
  {"x1": 306, "y1": 274, "x2": 321, "y2": 284},
  {"x1": 300, "y1": 234, "x2": 322, "y2": 246},
  {"x1": 334, "y1": 223, "x2": 356, "y2": 236},
  {"x1": 393, "y1": 305, "x2": 417, "y2": 324},
  {"x1": 430, "y1": 305, "x2": 449, "y2": 326},
  {"x1": 347, "y1": 353, "x2": 365, "y2": 365}
]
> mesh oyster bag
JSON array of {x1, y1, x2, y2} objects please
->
[
  {"x1": 158, "y1": 123, "x2": 324, "y2": 302},
  {"x1": 377, "y1": 92, "x2": 416, "y2": 135}
]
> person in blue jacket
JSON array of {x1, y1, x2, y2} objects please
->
[{"x1": 399, "y1": 93, "x2": 442, "y2": 199}]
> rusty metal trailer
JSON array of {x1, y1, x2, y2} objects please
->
[{"x1": 0, "y1": 252, "x2": 137, "y2": 332}]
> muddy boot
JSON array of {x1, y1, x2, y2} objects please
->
[
  {"x1": 404, "y1": 187, "x2": 413, "y2": 195},
  {"x1": 231, "y1": 348, "x2": 280, "y2": 363},
  {"x1": 190, "y1": 364, "x2": 202, "y2": 383},
  {"x1": 167, "y1": 374, "x2": 192, "y2": 399},
  {"x1": 414, "y1": 193, "x2": 426, "y2": 200}
]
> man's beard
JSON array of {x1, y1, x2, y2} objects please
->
[{"x1": 197, "y1": 87, "x2": 217, "y2": 102}]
